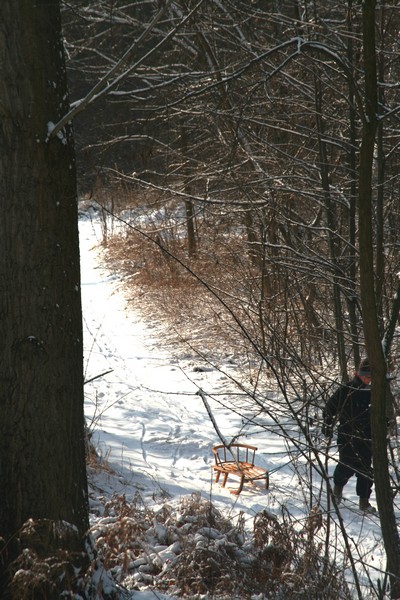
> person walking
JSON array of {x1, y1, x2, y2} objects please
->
[{"x1": 323, "y1": 358, "x2": 376, "y2": 513}]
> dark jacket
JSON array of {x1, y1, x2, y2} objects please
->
[{"x1": 323, "y1": 375, "x2": 372, "y2": 446}]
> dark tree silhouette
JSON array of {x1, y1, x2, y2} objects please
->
[{"x1": 0, "y1": 0, "x2": 89, "y2": 594}]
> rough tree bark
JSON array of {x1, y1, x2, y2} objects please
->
[
  {"x1": 0, "y1": 0, "x2": 89, "y2": 594},
  {"x1": 358, "y1": 0, "x2": 400, "y2": 596}
]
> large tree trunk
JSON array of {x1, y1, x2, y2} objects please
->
[{"x1": 0, "y1": 0, "x2": 89, "y2": 586}]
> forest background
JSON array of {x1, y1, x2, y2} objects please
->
[
  {"x1": 1, "y1": 1, "x2": 400, "y2": 598},
  {"x1": 63, "y1": 0, "x2": 400, "y2": 597}
]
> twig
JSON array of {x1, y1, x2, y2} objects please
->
[
  {"x1": 196, "y1": 389, "x2": 230, "y2": 448},
  {"x1": 84, "y1": 369, "x2": 114, "y2": 385}
]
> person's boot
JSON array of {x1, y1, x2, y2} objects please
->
[
  {"x1": 359, "y1": 497, "x2": 377, "y2": 513},
  {"x1": 333, "y1": 484, "x2": 343, "y2": 504}
]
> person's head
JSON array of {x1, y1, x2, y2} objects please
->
[{"x1": 357, "y1": 358, "x2": 371, "y2": 384}]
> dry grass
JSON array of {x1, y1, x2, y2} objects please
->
[
  {"x1": 86, "y1": 491, "x2": 351, "y2": 599},
  {"x1": 251, "y1": 509, "x2": 349, "y2": 599},
  {"x1": 9, "y1": 518, "x2": 92, "y2": 600},
  {"x1": 86, "y1": 184, "x2": 341, "y2": 382},
  {"x1": 101, "y1": 220, "x2": 257, "y2": 372}
]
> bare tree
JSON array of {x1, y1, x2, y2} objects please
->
[{"x1": 358, "y1": 0, "x2": 400, "y2": 595}]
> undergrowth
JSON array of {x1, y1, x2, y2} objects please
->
[{"x1": 87, "y1": 490, "x2": 351, "y2": 599}]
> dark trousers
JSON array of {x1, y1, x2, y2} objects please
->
[{"x1": 333, "y1": 439, "x2": 373, "y2": 499}]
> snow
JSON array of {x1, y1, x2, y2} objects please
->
[
  {"x1": 79, "y1": 213, "x2": 393, "y2": 598},
  {"x1": 80, "y1": 216, "x2": 269, "y2": 511}
]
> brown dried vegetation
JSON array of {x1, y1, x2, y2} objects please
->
[{"x1": 87, "y1": 491, "x2": 351, "y2": 599}]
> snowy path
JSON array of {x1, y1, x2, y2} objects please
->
[{"x1": 79, "y1": 216, "x2": 272, "y2": 516}]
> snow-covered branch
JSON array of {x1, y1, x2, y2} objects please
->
[{"x1": 48, "y1": 0, "x2": 205, "y2": 142}]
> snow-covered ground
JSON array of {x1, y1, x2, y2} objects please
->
[{"x1": 79, "y1": 213, "x2": 392, "y2": 599}]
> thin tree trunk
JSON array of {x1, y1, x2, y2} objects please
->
[
  {"x1": 358, "y1": 1, "x2": 400, "y2": 596},
  {"x1": 375, "y1": 32, "x2": 385, "y2": 334},
  {"x1": 345, "y1": 0, "x2": 361, "y2": 368},
  {"x1": 314, "y1": 76, "x2": 347, "y2": 379},
  {"x1": 185, "y1": 198, "x2": 197, "y2": 259}
]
